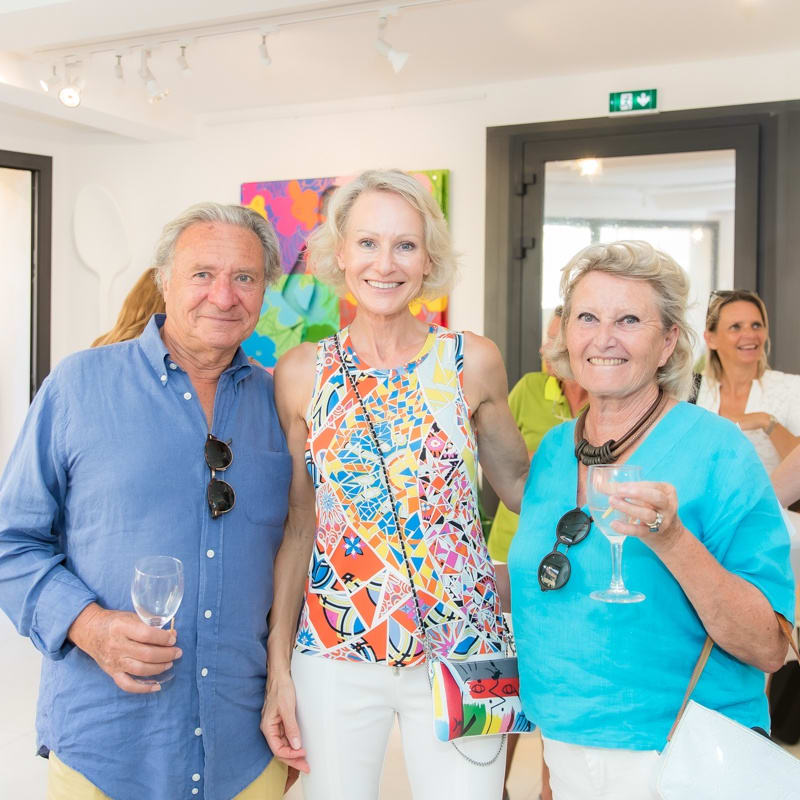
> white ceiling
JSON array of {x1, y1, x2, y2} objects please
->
[{"x1": 0, "y1": 0, "x2": 797, "y2": 140}]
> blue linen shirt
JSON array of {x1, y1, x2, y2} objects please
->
[
  {"x1": 508, "y1": 402, "x2": 795, "y2": 752},
  {"x1": 0, "y1": 315, "x2": 291, "y2": 800}
]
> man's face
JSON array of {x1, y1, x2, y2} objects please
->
[{"x1": 161, "y1": 222, "x2": 266, "y2": 356}]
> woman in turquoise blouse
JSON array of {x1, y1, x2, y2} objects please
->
[{"x1": 508, "y1": 241, "x2": 795, "y2": 800}]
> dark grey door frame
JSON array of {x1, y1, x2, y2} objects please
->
[
  {"x1": 0, "y1": 149, "x2": 52, "y2": 397},
  {"x1": 485, "y1": 100, "x2": 800, "y2": 386}
]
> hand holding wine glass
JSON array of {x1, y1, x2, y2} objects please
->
[
  {"x1": 587, "y1": 464, "x2": 645, "y2": 604},
  {"x1": 130, "y1": 556, "x2": 184, "y2": 684}
]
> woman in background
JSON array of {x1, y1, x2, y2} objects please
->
[
  {"x1": 697, "y1": 289, "x2": 800, "y2": 472},
  {"x1": 91, "y1": 268, "x2": 165, "y2": 347},
  {"x1": 488, "y1": 306, "x2": 587, "y2": 561}
]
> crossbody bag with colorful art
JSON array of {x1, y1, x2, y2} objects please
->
[{"x1": 335, "y1": 334, "x2": 535, "y2": 766}]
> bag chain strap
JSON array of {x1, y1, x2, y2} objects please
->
[{"x1": 334, "y1": 333, "x2": 506, "y2": 766}]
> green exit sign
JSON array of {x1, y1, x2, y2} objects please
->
[{"x1": 609, "y1": 89, "x2": 658, "y2": 113}]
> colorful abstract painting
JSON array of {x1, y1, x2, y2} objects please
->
[{"x1": 240, "y1": 170, "x2": 449, "y2": 367}]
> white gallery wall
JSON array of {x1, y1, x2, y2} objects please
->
[{"x1": 2, "y1": 47, "x2": 800, "y2": 370}]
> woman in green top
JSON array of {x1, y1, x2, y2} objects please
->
[{"x1": 488, "y1": 308, "x2": 588, "y2": 562}]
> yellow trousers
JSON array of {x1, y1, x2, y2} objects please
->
[{"x1": 47, "y1": 751, "x2": 288, "y2": 800}]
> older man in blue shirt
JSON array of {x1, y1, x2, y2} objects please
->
[{"x1": 0, "y1": 202, "x2": 294, "y2": 799}]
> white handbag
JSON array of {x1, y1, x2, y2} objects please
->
[
  {"x1": 656, "y1": 700, "x2": 800, "y2": 799},
  {"x1": 656, "y1": 616, "x2": 800, "y2": 800}
]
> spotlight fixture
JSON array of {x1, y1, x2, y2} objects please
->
[
  {"x1": 39, "y1": 64, "x2": 60, "y2": 93},
  {"x1": 176, "y1": 44, "x2": 192, "y2": 77},
  {"x1": 114, "y1": 54, "x2": 124, "y2": 81},
  {"x1": 139, "y1": 49, "x2": 169, "y2": 104},
  {"x1": 375, "y1": 7, "x2": 409, "y2": 74},
  {"x1": 577, "y1": 158, "x2": 602, "y2": 177},
  {"x1": 58, "y1": 61, "x2": 83, "y2": 107},
  {"x1": 258, "y1": 34, "x2": 271, "y2": 66}
]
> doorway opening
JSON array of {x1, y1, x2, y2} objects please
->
[{"x1": 0, "y1": 150, "x2": 52, "y2": 469}]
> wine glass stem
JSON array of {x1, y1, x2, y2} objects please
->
[{"x1": 610, "y1": 540, "x2": 626, "y2": 592}]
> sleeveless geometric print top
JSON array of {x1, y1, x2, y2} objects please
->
[{"x1": 295, "y1": 325, "x2": 504, "y2": 667}]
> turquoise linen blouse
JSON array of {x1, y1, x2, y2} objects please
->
[{"x1": 508, "y1": 402, "x2": 795, "y2": 751}]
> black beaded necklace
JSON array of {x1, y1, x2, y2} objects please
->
[{"x1": 574, "y1": 387, "x2": 666, "y2": 466}]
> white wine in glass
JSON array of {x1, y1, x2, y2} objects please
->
[
  {"x1": 131, "y1": 555, "x2": 184, "y2": 683},
  {"x1": 587, "y1": 464, "x2": 645, "y2": 604}
]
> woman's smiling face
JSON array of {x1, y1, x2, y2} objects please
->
[
  {"x1": 705, "y1": 299, "x2": 767, "y2": 369},
  {"x1": 336, "y1": 190, "x2": 431, "y2": 319},
  {"x1": 566, "y1": 271, "x2": 678, "y2": 401}
]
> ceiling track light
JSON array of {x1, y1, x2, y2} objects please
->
[
  {"x1": 58, "y1": 60, "x2": 83, "y2": 107},
  {"x1": 375, "y1": 7, "x2": 409, "y2": 74},
  {"x1": 114, "y1": 54, "x2": 124, "y2": 80},
  {"x1": 258, "y1": 30, "x2": 273, "y2": 66},
  {"x1": 139, "y1": 48, "x2": 169, "y2": 104},
  {"x1": 39, "y1": 63, "x2": 60, "y2": 93},
  {"x1": 176, "y1": 43, "x2": 192, "y2": 77}
]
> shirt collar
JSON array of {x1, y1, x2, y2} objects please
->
[
  {"x1": 138, "y1": 313, "x2": 253, "y2": 385},
  {"x1": 543, "y1": 374, "x2": 566, "y2": 403}
]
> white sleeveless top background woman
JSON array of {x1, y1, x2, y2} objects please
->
[{"x1": 697, "y1": 370, "x2": 800, "y2": 472}]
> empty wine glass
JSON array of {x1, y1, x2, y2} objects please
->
[
  {"x1": 131, "y1": 556, "x2": 184, "y2": 684},
  {"x1": 587, "y1": 464, "x2": 645, "y2": 604}
]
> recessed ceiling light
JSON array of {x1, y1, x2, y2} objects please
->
[{"x1": 578, "y1": 158, "x2": 602, "y2": 177}]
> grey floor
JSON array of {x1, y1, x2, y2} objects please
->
[{"x1": 2, "y1": 612, "x2": 797, "y2": 800}]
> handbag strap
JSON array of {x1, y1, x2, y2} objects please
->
[
  {"x1": 667, "y1": 636, "x2": 714, "y2": 741},
  {"x1": 668, "y1": 611, "x2": 800, "y2": 742},
  {"x1": 333, "y1": 332, "x2": 513, "y2": 652},
  {"x1": 777, "y1": 613, "x2": 800, "y2": 661}
]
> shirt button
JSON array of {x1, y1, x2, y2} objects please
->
[
  {"x1": 183, "y1": 391, "x2": 192, "y2": 400},
  {"x1": 160, "y1": 374, "x2": 167, "y2": 383},
  {"x1": 194, "y1": 727, "x2": 202, "y2": 737},
  {"x1": 192, "y1": 790, "x2": 199, "y2": 796},
  {"x1": 206, "y1": 549, "x2": 215, "y2": 559},
  {"x1": 169, "y1": 362, "x2": 177, "y2": 370},
  {"x1": 204, "y1": 609, "x2": 212, "y2": 619},
  {"x1": 192, "y1": 773, "x2": 201, "y2": 782},
  {"x1": 201, "y1": 667, "x2": 208, "y2": 677}
]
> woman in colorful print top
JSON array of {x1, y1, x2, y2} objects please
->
[{"x1": 262, "y1": 170, "x2": 530, "y2": 800}]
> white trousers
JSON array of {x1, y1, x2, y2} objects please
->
[
  {"x1": 542, "y1": 737, "x2": 661, "y2": 800},
  {"x1": 292, "y1": 651, "x2": 506, "y2": 800}
]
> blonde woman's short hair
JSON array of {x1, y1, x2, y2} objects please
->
[
  {"x1": 544, "y1": 240, "x2": 695, "y2": 400},
  {"x1": 306, "y1": 169, "x2": 457, "y2": 300},
  {"x1": 703, "y1": 289, "x2": 770, "y2": 383}
]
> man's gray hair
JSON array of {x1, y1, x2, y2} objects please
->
[{"x1": 153, "y1": 202, "x2": 282, "y2": 290}]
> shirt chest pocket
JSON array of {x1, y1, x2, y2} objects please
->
[{"x1": 231, "y1": 450, "x2": 292, "y2": 526}]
